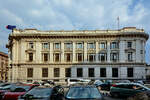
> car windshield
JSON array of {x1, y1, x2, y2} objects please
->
[
  {"x1": 11, "y1": 85, "x2": 30, "y2": 92},
  {"x1": 66, "y1": 87, "x2": 102, "y2": 99},
  {"x1": 23, "y1": 88, "x2": 52, "y2": 99}
]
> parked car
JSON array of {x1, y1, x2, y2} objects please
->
[
  {"x1": 2, "y1": 84, "x2": 39, "y2": 100},
  {"x1": 65, "y1": 85, "x2": 104, "y2": 100},
  {"x1": 110, "y1": 83, "x2": 150, "y2": 98},
  {"x1": 67, "y1": 78, "x2": 90, "y2": 86},
  {"x1": 18, "y1": 85, "x2": 64, "y2": 100}
]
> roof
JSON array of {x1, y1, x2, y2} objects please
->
[{"x1": 0, "y1": 52, "x2": 8, "y2": 58}]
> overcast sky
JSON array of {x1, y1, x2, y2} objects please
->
[{"x1": 0, "y1": 0, "x2": 150, "y2": 64}]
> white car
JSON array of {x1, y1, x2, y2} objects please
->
[{"x1": 67, "y1": 78, "x2": 90, "y2": 86}]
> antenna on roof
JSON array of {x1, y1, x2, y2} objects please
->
[{"x1": 117, "y1": 16, "x2": 120, "y2": 30}]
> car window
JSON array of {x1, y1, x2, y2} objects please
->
[
  {"x1": 66, "y1": 87, "x2": 102, "y2": 99},
  {"x1": 23, "y1": 88, "x2": 52, "y2": 98}
]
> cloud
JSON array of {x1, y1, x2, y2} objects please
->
[{"x1": 0, "y1": 0, "x2": 150, "y2": 63}]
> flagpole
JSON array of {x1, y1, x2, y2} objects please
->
[{"x1": 117, "y1": 16, "x2": 120, "y2": 30}]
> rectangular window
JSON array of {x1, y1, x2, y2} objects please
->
[
  {"x1": 128, "y1": 52, "x2": 133, "y2": 61},
  {"x1": 76, "y1": 43, "x2": 83, "y2": 49},
  {"x1": 110, "y1": 53, "x2": 119, "y2": 61},
  {"x1": 42, "y1": 43, "x2": 49, "y2": 50},
  {"x1": 42, "y1": 68, "x2": 48, "y2": 77},
  {"x1": 127, "y1": 42, "x2": 132, "y2": 48},
  {"x1": 54, "y1": 43, "x2": 60, "y2": 49},
  {"x1": 65, "y1": 68, "x2": 71, "y2": 77},
  {"x1": 43, "y1": 53, "x2": 49, "y2": 62},
  {"x1": 77, "y1": 68, "x2": 83, "y2": 77},
  {"x1": 54, "y1": 68, "x2": 60, "y2": 77},
  {"x1": 100, "y1": 68, "x2": 106, "y2": 77},
  {"x1": 112, "y1": 68, "x2": 118, "y2": 77},
  {"x1": 88, "y1": 68, "x2": 94, "y2": 77},
  {"x1": 99, "y1": 53, "x2": 107, "y2": 62},
  {"x1": 110, "y1": 42, "x2": 119, "y2": 49},
  {"x1": 54, "y1": 53, "x2": 60, "y2": 62},
  {"x1": 29, "y1": 42, "x2": 34, "y2": 49},
  {"x1": 27, "y1": 68, "x2": 33, "y2": 77},
  {"x1": 88, "y1": 53, "x2": 96, "y2": 62},
  {"x1": 65, "y1": 53, "x2": 72, "y2": 62},
  {"x1": 65, "y1": 43, "x2": 72, "y2": 49},
  {"x1": 29, "y1": 53, "x2": 33, "y2": 61},
  {"x1": 88, "y1": 43, "x2": 95, "y2": 49},
  {"x1": 76, "y1": 53, "x2": 83, "y2": 62},
  {"x1": 127, "y1": 68, "x2": 133, "y2": 77},
  {"x1": 100, "y1": 42, "x2": 106, "y2": 49}
]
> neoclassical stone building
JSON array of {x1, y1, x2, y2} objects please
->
[
  {"x1": 0, "y1": 52, "x2": 8, "y2": 81},
  {"x1": 7, "y1": 27, "x2": 149, "y2": 83}
]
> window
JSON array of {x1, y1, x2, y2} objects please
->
[
  {"x1": 100, "y1": 42, "x2": 106, "y2": 49},
  {"x1": 88, "y1": 68, "x2": 94, "y2": 77},
  {"x1": 100, "y1": 68, "x2": 106, "y2": 77},
  {"x1": 110, "y1": 42, "x2": 119, "y2": 49},
  {"x1": 42, "y1": 43, "x2": 49, "y2": 50},
  {"x1": 54, "y1": 53, "x2": 60, "y2": 62},
  {"x1": 99, "y1": 53, "x2": 107, "y2": 62},
  {"x1": 29, "y1": 42, "x2": 34, "y2": 49},
  {"x1": 43, "y1": 53, "x2": 49, "y2": 62},
  {"x1": 76, "y1": 43, "x2": 83, "y2": 49},
  {"x1": 128, "y1": 52, "x2": 133, "y2": 61},
  {"x1": 110, "y1": 53, "x2": 119, "y2": 61},
  {"x1": 76, "y1": 53, "x2": 83, "y2": 62},
  {"x1": 127, "y1": 42, "x2": 132, "y2": 48},
  {"x1": 77, "y1": 68, "x2": 83, "y2": 77},
  {"x1": 127, "y1": 68, "x2": 133, "y2": 77},
  {"x1": 27, "y1": 68, "x2": 33, "y2": 77},
  {"x1": 42, "y1": 68, "x2": 48, "y2": 77},
  {"x1": 65, "y1": 43, "x2": 72, "y2": 49},
  {"x1": 54, "y1": 68, "x2": 59, "y2": 77},
  {"x1": 65, "y1": 68, "x2": 71, "y2": 77},
  {"x1": 54, "y1": 43, "x2": 60, "y2": 49},
  {"x1": 88, "y1": 53, "x2": 95, "y2": 62},
  {"x1": 65, "y1": 53, "x2": 72, "y2": 62},
  {"x1": 29, "y1": 53, "x2": 33, "y2": 61},
  {"x1": 88, "y1": 43, "x2": 95, "y2": 49},
  {"x1": 112, "y1": 68, "x2": 118, "y2": 77}
]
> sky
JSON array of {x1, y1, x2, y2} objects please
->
[{"x1": 0, "y1": 0, "x2": 150, "y2": 64}]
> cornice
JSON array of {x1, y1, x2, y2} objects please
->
[{"x1": 10, "y1": 62, "x2": 146, "y2": 66}]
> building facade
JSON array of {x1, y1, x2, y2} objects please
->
[
  {"x1": 0, "y1": 52, "x2": 8, "y2": 81},
  {"x1": 7, "y1": 27, "x2": 149, "y2": 83}
]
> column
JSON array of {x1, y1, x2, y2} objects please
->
[
  {"x1": 73, "y1": 42, "x2": 76, "y2": 62},
  {"x1": 50, "y1": 42, "x2": 53, "y2": 63},
  {"x1": 84, "y1": 42, "x2": 87, "y2": 62},
  {"x1": 96, "y1": 42, "x2": 99, "y2": 62},
  {"x1": 136, "y1": 40, "x2": 141, "y2": 62},
  {"x1": 60, "y1": 68, "x2": 65, "y2": 83},
  {"x1": 36, "y1": 42, "x2": 42, "y2": 63},
  {"x1": 119, "y1": 41, "x2": 125, "y2": 62},
  {"x1": 20, "y1": 42, "x2": 26, "y2": 63},
  {"x1": 61, "y1": 42, "x2": 64, "y2": 62},
  {"x1": 107, "y1": 41, "x2": 110, "y2": 62}
]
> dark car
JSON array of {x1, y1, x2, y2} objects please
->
[
  {"x1": 65, "y1": 85, "x2": 104, "y2": 100},
  {"x1": 18, "y1": 85, "x2": 64, "y2": 100},
  {"x1": 2, "y1": 84, "x2": 39, "y2": 100},
  {"x1": 110, "y1": 83, "x2": 150, "y2": 98}
]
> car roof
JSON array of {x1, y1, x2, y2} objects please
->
[
  {"x1": 115, "y1": 83, "x2": 142, "y2": 85},
  {"x1": 69, "y1": 85, "x2": 96, "y2": 88}
]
